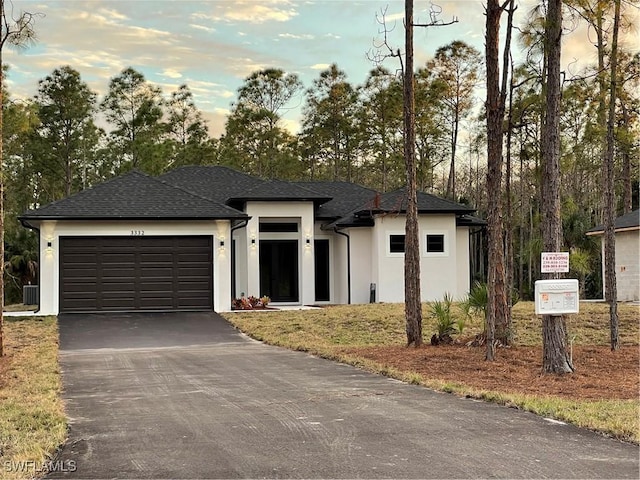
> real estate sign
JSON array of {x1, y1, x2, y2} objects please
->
[{"x1": 541, "y1": 252, "x2": 570, "y2": 273}]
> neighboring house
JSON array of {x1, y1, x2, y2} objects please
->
[
  {"x1": 19, "y1": 166, "x2": 484, "y2": 314},
  {"x1": 586, "y1": 209, "x2": 640, "y2": 302}
]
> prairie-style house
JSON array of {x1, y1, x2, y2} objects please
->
[{"x1": 19, "y1": 166, "x2": 484, "y2": 314}]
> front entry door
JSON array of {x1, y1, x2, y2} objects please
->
[{"x1": 259, "y1": 240, "x2": 299, "y2": 302}]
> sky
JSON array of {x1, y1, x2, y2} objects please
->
[{"x1": 4, "y1": 0, "x2": 640, "y2": 137}]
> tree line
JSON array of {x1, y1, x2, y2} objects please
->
[{"x1": 3, "y1": 2, "x2": 639, "y2": 311}]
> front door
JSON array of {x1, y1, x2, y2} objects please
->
[
  {"x1": 259, "y1": 240, "x2": 299, "y2": 302},
  {"x1": 314, "y1": 239, "x2": 330, "y2": 301}
]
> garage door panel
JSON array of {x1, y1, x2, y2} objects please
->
[
  {"x1": 178, "y1": 298, "x2": 213, "y2": 308},
  {"x1": 100, "y1": 264, "x2": 136, "y2": 279},
  {"x1": 140, "y1": 266, "x2": 174, "y2": 275},
  {"x1": 62, "y1": 266, "x2": 98, "y2": 279},
  {"x1": 102, "y1": 253, "x2": 136, "y2": 264},
  {"x1": 100, "y1": 282, "x2": 136, "y2": 292},
  {"x1": 139, "y1": 253, "x2": 174, "y2": 262},
  {"x1": 60, "y1": 236, "x2": 213, "y2": 313},
  {"x1": 64, "y1": 253, "x2": 99, "y2": 264},
  {"x1": 178, "y1": 265, "x2": 211, "y2": 276},
  {"x1": 178, "y1": 280, "x2": 210, "y2": 289},
  {"x1": 178, "y1": 252, "x2": 211, "y2": 262},
  {"x1": 139, "y1": 282, "x2": 173, "y2": 292},
  {"x1": 62, "y1": 282, "x2": 98, "y2": 292},
  {"x1": 101, "y1": 299, "x2": 137, "y2": 309}
]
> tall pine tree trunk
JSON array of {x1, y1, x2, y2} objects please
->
[
  {"x1": 604, "y1": 0, "x2": 621, "y2": 351},
  {"x1": 403, "y1": 0, "x2": 422, "y2": 347},
  {"x1": 541, "y1": 0, "x2": 573, "y2": 374},
  {"x1": 484, "y1": 0, "x2": 510, "y2": 360},
  {"x1": 620, "y1": 101, "x2": 632, "y2": 215},
  {"x1": 0, "y1": 35, "x2": 4, "y2": 357}
]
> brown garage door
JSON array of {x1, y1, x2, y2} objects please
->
[{"x1": 60, "y1": 236, "x2": 213, "y2": 313}]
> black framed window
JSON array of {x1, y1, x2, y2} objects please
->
[
  {"x1": 259, "y1": 222, "x2": 298, "y2": 233},
  {"x1": 389, "y1": 234, "x2": 405, "y2": 253},
  {"x1": 426, "y1": 234, "x2": 445, "y2": 253}
]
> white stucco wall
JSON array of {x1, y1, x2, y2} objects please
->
[
  {"x1": 371, "y1": 214, "x2": 461, "y2": 303},
  {"x1": 616, "y1": 230, "x2": 640, "y2": 301},
  {"x1": 243, "y1": 202, "x2": 316, "y2": 305},
  {"x1": 349, "y1": 228, "x2": 374, "y2": 304},
  {"x1": 31, "y1": 219, "x2": 231, "y2": 315},
  {"x1": 331, "y1": 228, "x2": 349, "y2": 305},
  {"x1": 600, "y1": 229, "x2": 640, "y2": 301}
]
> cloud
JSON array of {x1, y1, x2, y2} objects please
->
[
  {"x1": 161, "y1": 69, "x2": 183, "y2": 79},
  {"x1": 194, "y1": 0, "x2": 298, "y2": 25},
  {"x1": 226, "y1": 58, "x2": 268, "y2": 78},
  {"x1": 189, "y1": 24, "x2": 215, "y2": 33},
  {"x1": 280, "y1": 116, "x2": 301, "y2": 135},
  {"x1": 279, "y1": 33, "x2": 315, "y2": 40},
  {"x1": 310, "y1": 63, "x2": 331, "y2": 70},
  {"x1": 202, "y1": 108, "x2": 230, "y2": 138}
]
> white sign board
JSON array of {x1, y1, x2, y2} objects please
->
[
  {"x1": 541, "y1": 252, "x2": 570, "y2": 273},
  {"x1": 535, "y1": 279, "x2": 579, "y2": 315}
]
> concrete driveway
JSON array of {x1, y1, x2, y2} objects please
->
[{"x1": 50, "y1": 312, "x2": 639, "y2": 479}]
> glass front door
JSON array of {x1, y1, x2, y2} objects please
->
[{"x1": 259, "y1": 240, "x2": 299, "y2": 302}]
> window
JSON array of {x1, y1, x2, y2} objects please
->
[
  {"x1": 425, "y1": 234, "x2": 445, "y2": 254},
  {"x1": 389, "y1": 234, "x2": 405, "y2": 253},
  {"x1": 259, "y1": 222, "x2": 298, "y2": 233}
]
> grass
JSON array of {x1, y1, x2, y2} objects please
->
[
  {"x1": 223, "y1": 301, "x2": 640, "y2": 443},
  {"x1": 0, "y1": 316, "x2": 67, "y2": 479},
  {"x1": 3, "y1": 304, "x2": 38, "y2": 313}
]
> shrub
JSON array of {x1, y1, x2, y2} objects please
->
[
  {"x1": 430, "y1": 293, "x2": 456, "y2": 344},
  {"x1": 231, "y1": 295, "x2": 271, "y2": 310}
]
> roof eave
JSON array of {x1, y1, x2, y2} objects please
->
[
  {"x1": 18, "y1": 215, "x2": 248, "y2": 222},
  {"x1": 586, "y1": 225, "x2": 640, "y2": 236}
]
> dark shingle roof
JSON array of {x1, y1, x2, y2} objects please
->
[
  {"x1": 456, "y1": 214, "x2": 487, "y2": 227},
  {"x1": 20, "y1": 165, "x2": 482, "y2": 227},
  {"x1": 20, "y1": 170, "x2": 246, "y2": 220},
  {"x1": 323, "y1": 187, "x2": 475, "y2": 229},
  {"x1": 375, "y1": 189, "x2": 475, "y2": 214},
  {"x1": 294, "y1": 181, "x2": 378, "y2": 219},
  {"x1": 229, "y1": 179, "x2": 331, "y2": 204},
  {"x1": 160, "y1": 165, "x2": 264, "y2": 204},
  {"x1": 587, "y1": 209, "x2": 640, "y2": 234}
]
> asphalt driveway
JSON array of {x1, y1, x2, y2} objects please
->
[{"x1": 50, "y1": 312, "x2": 639, "y2": 479}]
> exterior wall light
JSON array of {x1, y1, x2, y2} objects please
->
[{"x1": 45, "y1": 238, "x2": 54, "y2": 255}]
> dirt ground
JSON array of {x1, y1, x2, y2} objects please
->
[{"x1": 337, "y1": 344, "x2": 639, "y2": 400}]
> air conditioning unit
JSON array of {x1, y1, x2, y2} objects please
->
[{"x1": 23, "y1": 285, "x2": 39, "y2": 305}]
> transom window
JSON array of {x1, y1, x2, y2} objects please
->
[{"x1": 259, "y1": 222, "x2": 298, "y2": 233}]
